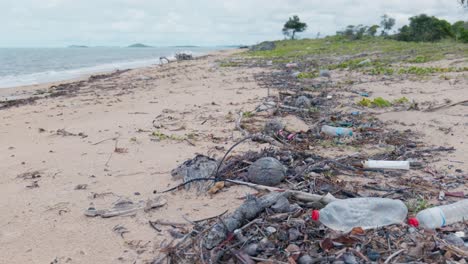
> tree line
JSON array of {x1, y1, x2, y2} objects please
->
[
  {"x1": 282, "y1": 14, "x2": 468, "y2": 43},
  {"x1": 281, "y1": 1, "x2": 467, "y2": 43}
]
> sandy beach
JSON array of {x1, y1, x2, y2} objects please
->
[
  {"x1": 0, "y1": 47, "x2": 467, "y2": 263},
  {"x1": 0, "y1": 49, "x2": 267, "y2": 263}
]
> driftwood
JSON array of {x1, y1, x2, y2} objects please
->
[
  {"x1": 202, "y1": 185, "x2": 338, "y2": 250},
  {"x1": 203, "y1": 192, "x2": 288, "y2": 249},
  {"x1": 424, "y1": 99, "x2": 468, "y2": 112},
  {"x1": 228, "y1": 179, "x2": 338, "y2": 204},
  {"x1": 175, "y1": 53, "x2": 193, "y2": 60}
]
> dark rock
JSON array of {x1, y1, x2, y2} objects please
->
[
  {"x1": 264, "y1": 119, "x2": 284, "y2": 136},
  {"x1": 250, "y1": 41, "x2": 276, "y2": 51},
  {"x1": 366, "y1": 250, "x2": 380, "y2": 261},
  {"x1": 343, "y1": 253, "x2": 357, "y2": 264},
  {"x1": 171, "y1": 155, "x2": 218, "y2": 191},
  {"x1": 298, "y1": 255, "x2": 314, "y2": 264},
  {"x1": 443, "y1": 233, "x2": 465, "y2": 247},
  {"x1": 271, "y1": 196, "x2": 291, "y2": 213},
  {"x1": 319, "y1": 69, "x2": 331, "y2": 78},
  {"x1": 277, "y1": 229, "x2": 289, "y2": 241},
  {"x1": 244, "y1": 243, "x2": 259, "y2": 256},
  {"x1": 248, "y1": 157, "x2": 286, "y2": 186},
  {"x1": 288, "y1": 228, "x2": 301, "y2": 241},
  {"x1": 295, "y1": 96, "x2": 311, "y2": 108}
]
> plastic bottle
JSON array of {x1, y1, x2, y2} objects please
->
[
  {"x1": 363, "y1": 160, "x2": 410, "y2": 170},
  {"x1": 408, "y1": 199, "x2": 468, "y2": 229},
  {"x1": 321, "y1": 125, "x2": 353, "y2": 137},
  {"x1": 311, "y1": 198, "x2": 408, "y2": 232}
]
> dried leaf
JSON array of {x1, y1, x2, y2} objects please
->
[
  {"x1": 208, "y1": 181, "x2": 225, "y2": 194},
  {"x1": 350, "y1": 227, "x2": 365, "y2": 235},
  {"x1": 320, "y1": 238, "x2": 334, "y2": 251}
]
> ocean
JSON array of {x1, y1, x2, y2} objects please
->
[{"x1": 0, "y1": 46, "x2": 225, "y2": 88}]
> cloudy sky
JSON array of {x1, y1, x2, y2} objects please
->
[{"x1": 1, "y1": 0, "x2": 466, "y2": 47}]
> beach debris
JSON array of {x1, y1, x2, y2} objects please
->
[
  {"x1": 170, "y1": 155, "x2": 217, "y2": 192},
  {"x1": 159, "y1": 56, "x2": 170, "y2": 64},
  {"x1": 362, "y1": 160, "x2": 410, "y2": 170},
  {"x1": 113, "y1": 224, "x2": 129, "y2": 238},
  {"x1": 249, "y1": 41, "x2": 276, "y2": 51},
  {"x1": 56, "y1": 129, "x2": 88, "y2": 138},
  {"x1": 247, "y1": 157, "x2": 286, "y2": 186},
  {"x1": 26, "y1": 181, "x2": 40, "y2": 189},
  {"x1": 291, "y1": 71, "x2": 301, "y2": 77},
  {"x1": 85, "y1": 197, "x2": 166, "y2": 218},
  {"x1": 74, "y1": 184, "x2": 88, "y2": 190},
  {"x1": 319, "y1": 69, "x2": 331, "y2": 78},
  {"x1": 254, "y1": 100, "x2": 276, "y2": 112},
  {"x1": 85, "y1": 198, "x2": 144, "y2": 218},
  {"x1": 144, "y1": 196, "x2": 168, "y2": 212},
  {"x1": 263, "y1": 119, "x2": 284, "y2": 136},
  {"x1": 321, "y1": 125, "x2": 353, "y2": 137},
  {"x1": 294, "y1": 95, "x2": 311, "y2": 108},
  {"x1": 17, "y1": 170, "x2": 42, "y2": 180},
  {"x1": 286, "y1": 62, "x2": 298, "y2": 68},
  {"x1": 175, "y1": 52, "x2": 193, "y2": 60},
  {"x1": 408, "y1": 199, "x2": 468, "y2": 229},
  {"x1": 203, "y1": 192, "x2": 288, "y2": 249},
  {"x1": 358, "y1": 58, "x2": 372, "y2": 66},
  {"x1": 312, "y1": 198, "x2": 408, "y2": 232}
]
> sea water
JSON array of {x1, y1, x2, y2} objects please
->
[{"x1": 0, "y1": 46, "x2": 225, "y2": 88}]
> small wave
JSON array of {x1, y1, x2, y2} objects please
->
[{"x1": 0, "y1": 58, "x2": 161, "y2": 89}]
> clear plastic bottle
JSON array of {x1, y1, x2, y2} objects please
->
[
  {"x1": 408, "y1": 199, "x2": 468, "y2": 229},
  {"x1": 312, "y1": 198, "x2": 408, "y2": 232},
  {"x1": 321, "y1": 125, "x2": 353, "y2": 137}
]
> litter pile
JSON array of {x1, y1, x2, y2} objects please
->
[{"x1": 151, "y1": 55, "x2": 467, "y2": 263}]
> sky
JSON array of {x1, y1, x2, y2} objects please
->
[{"x1": 1, "y1": 0, "x2": 467, "y2": 47}]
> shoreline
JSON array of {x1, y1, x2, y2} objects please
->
[{"x1": 0, "y1": 48, "x2": 233, "y2": 93}]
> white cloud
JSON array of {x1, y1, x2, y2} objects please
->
[{"x1": 0, "y1": 0, "x2": 466, "y2": 47}]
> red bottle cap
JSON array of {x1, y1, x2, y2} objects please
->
[
  {"x1": 312, "y1": 210, "x2": 320, "y2": 221},
  {"x1": 408, "y1": 218, "x2": 419, "y2": 227}
]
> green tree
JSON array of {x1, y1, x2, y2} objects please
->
[
  {"x1": 452, "y1": 21, "x2": 468, "y2": 42},
  {"x1": 397, "y1": 14, "x2": 454, "y2": 42},
  {"x1": 282, "y1": 15, "x2": 307, "y2": 40},
  {"x1": 380, "y1": 14, "x2": 396, "y2": 36},
  {"x1": 367, "y1": 25, "x2": 380, "y2": 36},
  {"x1": 337, "y1": 24, "x2": 367, "y2": 40}
]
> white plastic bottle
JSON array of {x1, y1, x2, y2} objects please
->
[
  {"x1": 321, "y1": 125, "x2": 353, "y2": 137},
  {"x1": 408, "y1": 199, "x2": 468, "y2": 229},
  {"x1": 363, "y1": 160, "x2": 410, "y2": 170},
  {"x1": 312, "y1": 198, "x2": 407, "y2": 232}
]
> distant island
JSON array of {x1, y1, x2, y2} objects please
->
[
  {"x1": 128, "y1": 43, "x2": 152, "y2": 48},
  {"x1": 68, "y1": 45, "x2": 88, "y2": 48}
]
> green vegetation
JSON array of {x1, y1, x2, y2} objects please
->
[
  {"x1": 220, "y1": 61, "x2": 241, "y2": 67},
  {"x1": 397, "y1": 14, "x2": 454, "y2": 42},
  {"x1": 242, "y1": 111, "x2": 254, "y2": 118},
  {"x1": 358, "y1": 97, "x2": 410, "y2": 108},
  {"x1": 406, "y1": 198, "x2": 430, "y2": 213},
  {"x1": 151, "y1": 131, "x2": 185, "y2": 141},
  {"x1": 247, "y1": 37, "x2": 468, "y2": 62},
  {"x1": 296, "y1": 71, "x2": 318, "y2": 79},
  {"x1": 393, "y1": 97, "x2": 410, "y2": 104},
  {"x1": 282, "y1": 15, "x2": 307, "y2": 40},
  {"x1": 380, "y1": 14, "x2": 396, "y2": 36},
  {"x1": 358, "y1": 97, "x2": 392, "y2": 108}
]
